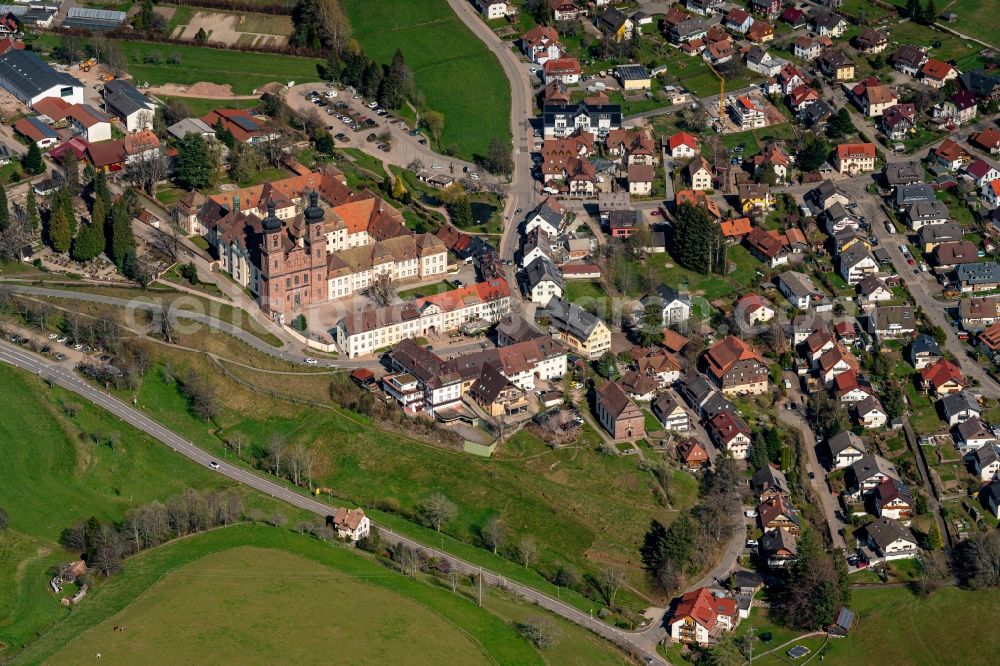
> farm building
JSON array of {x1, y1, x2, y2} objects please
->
[
  {"x1": 62, "y1": 7, "x2": 126, "y2": 31},
  {"x1": 0, "y1": 49, "x2": 83, "y2": 107},
  {"x1": 103, "y1": 79, "x2": 156, "y2": 132}
]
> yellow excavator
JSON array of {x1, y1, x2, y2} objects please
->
[{"x1": 78, "y1": 58, "x2": 97, "y2": 72}]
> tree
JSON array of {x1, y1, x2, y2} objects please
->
[
  {"x1": 93, "y1": 170, "x2": 111, "y2": 210},
  {"x1": 174, "y1": 134, "x2": 217, "y2": 190},
  {"x1": 421, "y1": 492, "x2": 456, "y2": 531},
  {"x1": 126, "y1": 155, "x2": 168, "y2": 196},
  {"x1": 595, "y1": 351, "x2": 619, "y2": 379},
  {"x1": 108, "y1": 198, "x2": 135, "y2": 269},
  {"x1": 482, "y1": 516, "x2": 506, "y2": 554},
  {"x1": 25, "y1": 188, "x2": 39, "y2": 230},
  {"x1": 391, "y1": 175, "x2": 407, "y2": 201},
  {"x1": 598, "y1": 567, "x2": 625, "y2": 607},
  {"x1": 515, "y1": 618, "x2": 557, "y2": 649},
  {"x1": 882, "y1": 381, "x2": 905, "y2": 421},
  {"x1": 782, "y1": 529, "x2": 844, "y2": 629},
  {"x1": 315, "y1": 131, "x2": 335, "y2": 155},
  {"x1": 672, "y1": 202, "x2": 721, "y2": 275},
  {"x1": 23, "y1": 142, "x2": 44, "y2": 175},
  {"x1": 228, "y1": 143, "x2": 264, "y2": 186},
  {"x1": 921, "y1": 0, "x2": 937, "y2": 24},
  {"x1": 0, "y1": 184, "x2": 7, "y2": 231},
  {"x1": 906, "y1": 0, "x2": 920, "y2": 18},
  {"x1": 798, "y1": 135, "x2": 830, "y2": 172},
  {"x1": 483, "y1": 137, "x2": 514, "y2": 176},
  {"x1": 0, "y1": 505, "x2": 8, "y2": 531},
  {"x1": 368, "y1": 272, "x2": 396, "y2": 306},
  {"x1": 925, "y1": 524, "x2": 943, "y2": 550},
  {"x1": 422, "y1": 111, "x2": 444, "y2": 143},
  {"x1": 516, "y1": 536, "x2": 538, "y2": 567},
  {"x1": 361, "y1": 60, "x2": 383, "y2": 99},
  {"x1": 47, "y1": 205, "x2": 72, "y2": 253},
  {"x1": 70, "y1": 222, "x2": 104, "y2": 262},
  {"x1": 757, "y1": 163, "x2": 778, "y2": 186},
  {"x1": 448, "y1": 195, "x2": 473, "y2": 228},
  {"x1": 827, "y1": 108, "x2": 855, "y2": 139},
  {"x1": 179, "y1": 261, "x2": 198, "y2": 284},
  {"x1": 956, "y1": 530, "x2": 1000, "y2": 588}
]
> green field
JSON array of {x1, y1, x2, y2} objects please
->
[
  {"x1": 343, "y1": 0, "x2": 511, "y2": 160},
  {"x1": 887, "y1": 20, "x2": 987, "y2": 71},
  {"x1": 46, "y1": 543, "x2": 503, "y2": 665},
  {"x1": 943, "y1": 0, "x2": 1000, "y2": 50},
  {"x1": 0, "y1": 363, "x2": 299, "y2": 658}
]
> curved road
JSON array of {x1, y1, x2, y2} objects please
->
[{"x1": 0, "y1": 338, "x2": 668, "y2": 664}]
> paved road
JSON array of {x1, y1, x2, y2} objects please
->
[
  {"x1": 0, "y1": 338, "x2": 668, "y2": 665},
  {"x1": 778, "y1": 373, "x2": 848, "y2": 551},
  {"x1": 445, "y1": 0, "x2": 536, "y2": 264}
]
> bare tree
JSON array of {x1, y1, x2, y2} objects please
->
[
  {"x1": 599, "y1": 567, "x2": 626, "y2": 608},
  {"x1": 227, "y1": 431, "x2": 247, "y2": 459},
  {"x1": 299, "y1": 107, "x2": 326, "y2": 140},
  {"x1": 135, "y1": 109, "x2": 154, "y2": 132},
  {"x1": 0, "y1": 205, "x2": 33, "y2": 262},
  {"x1": 125, "y1": 155, "x2": 168, "y2": 195},
  {"x1": 482, "y1": 516, "x2": 506, "y2": 554},
  {"x1": 267, "y1": 434, "x2": 287, "y2": 477},
  {"x1": 514, "y1": 617, "x2": 557, "y2": 649},
  {"x1": 105, "y1": 42, "x2": 128, "y2": 78},
  {"x1": 447, "y1": 567, "x2": 461, "y2": 592},
  {"x1": 421, "y1": 492, "x2": 457, "y2": 532},
  {"x1": 316, "y1": 0, "x2": 352, "y2": 52},
  {"x1": 159, "y1": 302, "x2": 173, "y2": 343},
  {"x1": 516, "y1": 536, "x2": 538, "y2": 568},
  {"x1": 368, "y1": 272, "x2": 396, "y2": 306},
  {"x1": 257, "y1": 126, "x2": 290, "y2": 168}
]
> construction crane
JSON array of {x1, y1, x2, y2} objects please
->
[{"x1": 705, "y1": 61, "x2": 726, "y2": 124}]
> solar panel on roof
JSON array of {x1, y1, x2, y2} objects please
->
[{"x1": 229, "y1": 115, "x2": 260, "y2": 132}]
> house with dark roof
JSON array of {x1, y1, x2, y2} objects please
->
[
  {"x1": 102, "y1": 79, "x2": 155, "y2": 132},
  {"x1": 957, "y1": 262, "x2": 1000, "y2": 293},
  {"x1": 595, "y1": 379, "x2": 645, "y2": 440},
  {"x1": 938, "y1": 390, "x2": 981, "y2": 426},
  {"x1": 847, "y1": 454, "x2": 900, "y2": 497},
  {"x1": 524, "y1": 257, "x2": 563, "y2": 306},
  {"x1": 890, "y1": 44, "x2": 928, "y2": 76},
  {"x1": 956, "y1": 416, "x2": 996, "y2": 451},
  {"x1": 0, "y1": 49, "x2": 83, "y2": 107},
  {"x1": 538, "y1": 296, "x2": 611, "y2": 358},
  {"x1": 972, "y1": 445, "x2": 1000, "y2": 483},
  {"x1": 758, "y1": 495, "x2": 800, "y2": 534},
  {"x1": 707, "y1": 409, "x2": 751, "y2": 458},
  {"x1": 651, "y1": 390, "x2": 691, "y2": 432},
  {"x1": 908, "y1": 333, "x2": 942, "y2": 370},
  {"x1": 981, "y1": 480, "x2": 1000, "y2": 519},
  {"x1": 470, "y1": 364, "x2": 529, "y2": 420},
  {"x1": 752, "y1": 464, "x2": 789, "y2": 501},
  {"x1": 702, "y1": 336, "x2": 768, "y2": 396},
  {"x1": 759, "y1": 527, "x2": 797, "y2": 568},
  {"x1": 960, "y1": 69, "x2": 1000, "y2": 101},
  {"x1": 858, "y1": 517, "x2": 918, "y2": 561},
  {"x1": 918, "y1": 222, "x2": 963, "y2": 252}
]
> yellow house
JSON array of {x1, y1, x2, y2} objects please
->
[
  {"x1": 598, "y1": 7, "x2": 633, "y2": 42},
  {"x1": 541, "y1": 297, "x2": 612, "y2": 359},
  {"x1": 738, "y1": 183, "x2": 775, "y2": 214}
]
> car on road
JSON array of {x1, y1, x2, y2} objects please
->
[
  {"x1": 334, "y1": 133, "x2": 348, "y2": 141},
  {"x1": 885, "y1": 222, "x2": 894, "y2": 233},
  {"x1": 209, "y1": 461, "x2": 220, "y2": 469},
  {"x1": 744, "y1": 509, "x2": 757, "y2": 518},
  {"x1": 745, "y1": 539, "x2": 758, "y2": 548},
  {"x1": 377, "y1": 144, "x2": 390, "y2": 152},
  {"x1": 57, "y1": 336, "x2": 67, "y2": 344},
  {"x1": 907, "y1": 257, "x2": 915, "y2": 266},
  {"x1": 48, "y1": 333, "x2": 57, "y2": 339},
  {"x1": 304, "y1": 358, "x2": 318, "y2": 365},
  {"x1": 40, "y1": 346, "x2": 51, "y2": 354},
  {"x1": 432, "y1": 163, "x2": 443, "y2": 169}
]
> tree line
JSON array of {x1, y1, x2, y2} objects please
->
[{"x1": 59, "y1": 488, "x2": 245, "y2": 576}]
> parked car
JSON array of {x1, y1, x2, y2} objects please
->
[{"x1": 744, "y1": 509, "x2": 758, "y2": 518}]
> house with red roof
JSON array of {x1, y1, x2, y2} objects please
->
[
  {"x1": 201, "y1": 109, "x2": 279, "y2": 145},
  {"x1": 934, "y1": 139, "x2": 971, "y2": 171},
  {"x1": 703, "y1": 335, "x2": 768, "y2": 396},
  {"x1": 983, "y1": 178, "x2": 1000, "y2": 207},
  {"x1": 542, "y1": 57, "x2": 581, "y2": 85},
  {"x1": 834, "y1": 143, "x2": 876, "y2": 175},
  {"x1": 719, "y1": 217, "x2": 752, "y2": 242},
  {"x1": 520, "y1": 25, "x2": 562, "y2": 64},
  {"x1": 668, "y1": 587, "x2": 740, "y2": 645},
  {"x1": 735, "y1": 293, "x2": 775, "y2": 325},
  {"x1": 780, "y1": 6, "x2": 806, "y2": 28},
  {"x1": 971, "y1": 128, "x2": 1000, "y2": 155},
  {"x1": 667, "y1": 131, "x2": 699, "y2": 158},
  {"x1": 724, "y1": 7, "x2": 754, "y2": 34},
  {"x1": 919, "y1": 358, "x2": 965, "y2": 395},
  {"x1": 707, "y1": 410, "x2": 752, "y2": 458},
  {"x1": 966, "y1": 159, "x2": 1000, "y2": 189},
  {"x1": 920, "y1": 59, "x2": 958, "y2": 89}
]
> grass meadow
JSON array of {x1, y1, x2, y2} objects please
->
[{"x1": 343, "y1": 0, "x2": 511, "y2": 160}]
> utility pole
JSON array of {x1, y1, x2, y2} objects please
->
[{"x1": 478, "y1": 566, "x2": 483, "y2": 607}]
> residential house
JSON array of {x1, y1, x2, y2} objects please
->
[
  {"x1": 857, "y1": 275, "x2": 892, "y2": 304},
  {"x1": 972, "y1": 444, "x2": 1000, "y2": 482},
  {"x1": 521, "y1": 227, "x2": 552, "y2": 268},
  {"x1": 859, "y1": 517, "x2": 919, "y2": 561},
  {"x1": 959, "y1": 296, "x2": 1000, "y2": 330},
  {"x1": 495, "y1": 313, "x2": 545, "y2": 347},
  {"x1": 827, "y1": 431, "x2": 867, "y2": 469},
  {"x1": 780, "y1": 6, "x2": 807, "y2": 28},
  {"x1": 776, "y1": 63, "x2": 810, "y2": 95},
  {"x1": 933, "y1": 241, "x2": 981, "y2": 270},
  {"x1": 642, "y1": 283, "x2": 692, "y2": 326},
  {"x1": 705, "y1": 39, "x2": 736, "y2": 66},
  {"x1": 858, "y1": 82, "x2": 898, "y2": 117},
  {"x1": 543, "y1": 102, "x2": 622, "y2": 140},
  {"x1": 595, "y1": 379, "x2": 645, "y2": 440},
  {"x1": 808, "y1": 180, "x2": 850, "y2": 211},
  {"x1": 547, "y1": 0, "x2": 581, "y2": 21},
  {"x1": 869, "y1": 304, "x2": 916, "y2": 341},
  {"x1": 818, "y1": 49, "x2": 855, "y2": 81},
  {"x1": 750, "y1": 0, "x2": 783, "y2": 19},
  {"x1": 760, "y1": 527, "x2": 798, "y2": 568},
  {"x1": 918, "y1": 223, "x2": 963, "y2": 252},
  {"x1": 747, "y1": 20, "x2": 774, "y2": 43},
  {"x1": 960, "y1": 68, "x2": 1000, "y2": 101},
  {"x1": 668, "y1": 17, "x2": 710, "y2": 44},
  {"x1": 752, "y1": 464, "x2": 790, "y2": 501},
  {"x1": 908, "y1": 333, "x2": 942, "y2": 369},
  {"x1": 812, "y1": 11, "x2": 847, "y2": 37},
  {"x1": 971, "y1": 128, "x2": 1000, "y2": 155},
  {"x1": 470, "y1": 365, "x2": 530, "y2": 420},
  {"x1": 597, "y1": 7, "x2": 633, "y2": 42},
  {"x1": 608, "y1": 209, "x2": 639, "y2": 238},
  {"x1": 667, "y1": 131, "x2": 699, "y2": 158},
  {"x1": 983, "y1": 179, "x2": 1000, "y2": 207},
  {"x1": 619, "y1": 370, "x2": 659, "y2": 402},
  {"x1": 883, "y1": 160, "x2": 924, "y2": 188},
  {"x1": 957, "y1": 262, "x2": 1000, "y2": 293},
  {"x1": 890, "y1": 45, "x2": 928, "y2": 76},
  {"x1": 735, "y1": 293, "x2": 776, "y2": 326},
  {"x1": 939, "y1": 390, "x2": 981, "y2": 426},
  {"x1": 934, "y1": 139, "x2": 971, "y2": 170},
  {"x1": 543, "y1": 57, "x2": 582, "y2": 85},
  {"x1": 758, "y1": 495, "x2": 801, "y2": 534},
  {"x1": 854, "y1": 28, "x2": 888, "y2": 54},
  {"x1": 835, "y1": 143, "x2": 876, "y2": 175},
  {"x1": 331, "y1": 508, "x2": 370, "y2": 542},
  {"x1": 799, "y1": 99, "x2": 834, "y2": 127},
  {"x1": 778, "y1": 271, "x2": 829, "y2": 311},
  {"x1": 819, "y1": 342, "x2": 860, "y2": 386},
  {"x1": 686, "y1": 156, "x2": 713, "y2": 191},
  {"x1": 956, "y1": 416, "x2": 995, "y2": 451},
  {"x1": 881, "y1": 103, "x2": 916, "y2": 140},
  {"x1": 724, "y1": 8, "x2": 754, "y2": 33},
  {"x1": 855, "y1": 395, "x2": 888, "y2": 429},
  {"x1": 746, "y1": 46, "x2": 786, "y2": 77},
  {"x1": 839, "y1": 244, "x2": 879, "y2": 284},
  {"x1": 668, "y1": 587, "x2": 740, "y2": 646},
  {"x1": 13, "y1": 116, "x2": 57, "y2": 147},
  {"x1": 920, "y1": 59, "x2": 958, "y2": 89},
  {"x1": 835, "y1": 370, "x2": 873, "y2": 403},
  {"x1": 628, "y1": 163, "x2": 654, "y2": 195},
  {"x1": 201, "y1": 109, "x2": 278, "y2": 145},
  {"x1": 966, "y1": 159, "x2": 1000, "y2": 189},
  {"x1": 821, "y1": 203, "x2": 862, "y2": 235},
  {"x1": 520, "y1": 26, "x2": 563, "y2": 64},
  {"x1": 739, "y1": 183, "x2": 775, "y2": 213},
  {"x1": 707, "y1": 409, "x2": 752, "y2": 458},
  {"x1": 606, "y1": 128, "x2": 656, "y2": 165},
  {"x1": 524, "y1": 257, "x2": 563, "y2": 306},
  {"x1": 475, "y1": 0, "x2": 516, "y2": 19},
  {"x1": 652, "y1": 391, "x2": 692, "y2": 432},
  {"x1": 950, "y1": 90, "x2": 979, "y2": 124},
  {"x1": 984, "y1": 481, "x2": 1000, "y2": 519},
  {"x1": 524, "y1": 197, "x2": 564, "y2": 236},
  {"x1": 719, "y1": 216, "x2": 752, "y2": 242},
  {"x1": 803, "y1": 327, "x2": 836, "y2": 365},
  {"x1": 703, "y1": 335, "x2": 769, "y2": 396},
  {"x1": 677, "y1": 438, "x2": 710, "y2": 468},
  {"x1": 539, "y1": 296, "x2": 612, "y2": 359},
  {"x1": 102, "y1": 79, "x2": 155, "y2": 133},
  {"x1": 905, "y1": 200, "x2": 950, "y2": 230},
  {"x1": 729, "y1": 96, "x2": 766, "y2": 130},
  {"x1": 896, "y1": 183, "x2": 937, "y2": 208},
  {"x1": 846, "y1": 454, "x2": 900, "y2": 497},
  {"x1": 980, "y1": 322, "x2": 1000, "y2": 355},
  {"x1": 920, "y1": 358, "x2": 965, "y2": 395}
]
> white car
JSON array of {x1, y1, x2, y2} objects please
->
[
  {"x1": 325, "y1": 90, "x2": 337, "y2": 98},
  {"x1": 746, "y1": 539, "x2": 758, "y2": 548},
  {"x1": 783, "y1": 378, "x2": 792, "y2": 390},
  {"x1": 209, "y1": 461, "x2": 220, "y2": 469},
  {"x1": 304, "y1": 358, "x2": 318, "y2": 365},
  {"x1": 469, "y1": 172, "x2": 480, "y2": 180},
  {"x1": 48, "y1": 333, "x2": 58, "y2": 339},
  {"x1": 432, "y1": 163, "x2": 443, "y2": 169},
  {"x1": 744, "y1": 510, "x2": 758, "y2": 518}
]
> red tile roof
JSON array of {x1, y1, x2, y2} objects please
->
[{"x1": 919, "y1": 358, "x2": 964, "y2": 390}]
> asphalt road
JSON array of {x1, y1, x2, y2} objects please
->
[{"x1": 0, "y1": 337, "x2": 667, "y2": 665}]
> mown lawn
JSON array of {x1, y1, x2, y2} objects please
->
[
  {"x1": 0, "y1": 364, "x2": 298, "y2": 660},
  {"x1": 23, "y1": 527, "x2": 541, "y2": 666},
  {"x1": 943, "y1": 0, "x2": 1000, "y2": 50},
  {"x1": 343, "y1": 0, "x2": 511, "y2": 160}
]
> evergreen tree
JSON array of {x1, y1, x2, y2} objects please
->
[
  {"x1": 361, "y1": 60, "x2": 383, "y2": 99},
  {"x1": 71, "y1": 222, "x2": 103, "y2": 262},
  {"x1": 175, "y1": 134, "x2": 216, "y2": 189},
  {"x1": 925, "y1": 524, "x2": 943, "y2": 550},
  {"x1": 63, "y1": 152, "x2": 80, "y2": 195},
  {"x1": 109, "y1": 199, "x2": 135, "y2": 269},
  {"x1": 47, "y1": 206, "x2": 72, "y2": 253},
  {"x1": 448, "y1": 195, "x2": 473, "y2": 228},
  {"x1": 25, "y1": 187, "x2": 39, "y2": 230},
  {"x1": 798, "y1": 135, "x2": 831, "y2": 172},
  {"x1": 389, "y1": 48, "x2": 414, "y2": 100},
  {"x1": 391, "y1": 176, "x2": 406, "y2": 201},
  {"x1": 906, "y1": 0, "x2": 919, "y2": 17},
  {"x1": 922, "y1": 0, "x2": 937, "y2": 24},
  {"x1": 826, "y1": 108, "x2": 855, "y2": 139},
  {"x1": 94, "y1": 170, "x2": 111, "y2": 210},
  {"x1": 23, "y1": 142, "x2": 44, "y2": 175},
  {"x1": 672, "y1": 202, "x2": 718, "y2": 275},
  {"x1": 0, "y1": 184, "x2": 8, "y2": 230},
  {"x1": 214, "y1": 120, "x2": 235, "y2": 150}
]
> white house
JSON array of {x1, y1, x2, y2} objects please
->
[
  {"x1": 642, "y1": 283, "x2": 691, "y2": 326},
  {"x1": 332, "y1": 507, "x2": 370, "y2": 542},
  {"x1": 475, "y1": 0, "x2": 516, "y2": 20},
  {"x1": 860, "y1": 517, "x2": 918, "y2": 562},
  {"x1": 102, "y1": 79, "x2": 156, "y2": 133},
  {"x1": 0, "y1": 50, "x2": 85, "y2": 107},
  {"x1": 524, "y1": 198, "x2": 563, "y2": 236},
  {"x1": 839, "y1": 244, "x2": 879, "y2": 285},
  {"x1": 855, "y1": 395, "x2": 888, "y2": 429},
  {"x1": 524, "y1": 257, "x2": 563, "y2": 306},
  {"x1": 826, "y1": 431, "x2": 867, "y2": 469}
]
